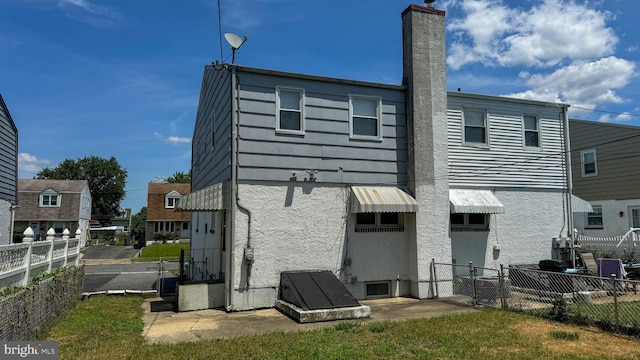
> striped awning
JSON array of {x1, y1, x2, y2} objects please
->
[
  {"x1": 174, "y1": 182, "x2": 228, "y2": 212},
  {"x1": 449, "y1": 189, "x2": 505, "y2": 214},
  {"x1": 571, "y1": 194, "x2": 593, "y2": 213},
  {"x1": 350, "y1": 186, "x2": 418, "y2": 213}
]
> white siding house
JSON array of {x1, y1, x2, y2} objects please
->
[{"x1": 180, "y1": 4, "x2": 575, "y2": 311}]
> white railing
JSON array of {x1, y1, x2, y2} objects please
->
[
  {"x1": 577, "y1": 228, "x2": 640, "y2": 251},
  {"x1": 0, "y1": 227, "x2": 82, "y2": 288}
]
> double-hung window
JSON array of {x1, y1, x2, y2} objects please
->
[
  {"x1": 349, "y1": 95, "x2": 382, "y2": 140},
  {"x1": 463, "y1": 108, "x2": 487, "y2": 145},
  {"x1": 581, "y1": 149, "x2": 597, "y2": 177},
  {"x1": 276, "y1": 87, "x2": 304, "y2": 134},
  {"x1": 586, "y1": 205, "x2": 603, "y2": 229},
  {"x1": 40, "y1": 189, "x2": 61, "y2": 207},
  {"x1": 523, "y1": 114, "x2": 540, "y2": 148}
]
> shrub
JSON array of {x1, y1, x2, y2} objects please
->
[
  {"x1": 13, "y1": 232, "x2": 24, "y2": 243},
  {"x1": 154, "y1": 231, "x2": 173, "y2": 243}
]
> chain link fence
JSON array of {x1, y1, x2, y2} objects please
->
[
  {"x1": 82, "y1": 260, "x2": 180, "y2": 297},
  {"x1": 432, "y1": 260, "x2": 640, "y2": 335}
]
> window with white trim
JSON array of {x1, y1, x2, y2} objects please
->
[
  {"x1": 355, "y1": 212, "x2": 402, "y2": 232},
  {"x1": 523, "y1": 114, "x2": 540, "y2": 147},
  {"x1": 276, "y1": 87, "x2": 304, "y2": 134},
  {"x1": 463, "y1": 108, "x2": 487, "y2": 145},
  {"x1": 349, "y1": 95, "x2": 382, "y2": 140},
  {"x1": 450, "y1": 213, "x2": 489, "y2": 231},
  {"x1": 581, "y1": 149, "x2": 597, "y2": 177},
  {"x1": 40, "y1": 189, "x2": 61, "y2": 207},
  {"x1": 165, "y1": 190, "x2": 182, "y2": 209},
  {"x1": 586, "y1": 205, "x2": 603, "y2": 229}
]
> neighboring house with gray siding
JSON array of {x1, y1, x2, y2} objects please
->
[
  {"x1": 0, "y1": 94, "x2": 18, "y2": 245},
  {"x1": 179, "y1": 4, "x2": 575, "y2": 311},
  {"x1": 570, "y1": 119, "x2": 640, "y2": 236},
  {"x1": 14, "y1": 179, "x2": 91, "y2": 245}
]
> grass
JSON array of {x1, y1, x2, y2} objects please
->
[
  {"x1": 134, "y1": 243, "x2": 189, "y2": 262},
  {"x1": 42, "y1": 296, "x2": 640, "y2": 360}
]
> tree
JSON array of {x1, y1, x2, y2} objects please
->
[
  {"x1": 37, "y1": 156, "x2": 128, "y2": 221},
  {"x1": 167, "y1": 170, "x2": 191, "y2": 184},
  {"x1": 130, "y1": 206, "x2": 147, "y2": 232}
]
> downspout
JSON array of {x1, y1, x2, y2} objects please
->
[
  {"x1": 562, "y1": 105, "x2": 575, "y2": 268},
  {"x1": 233, "y1": 73, "x2": 253, "y2": 289},
  {"x1": 226, "y1": 67, "x2": 238, "y2": 311}
]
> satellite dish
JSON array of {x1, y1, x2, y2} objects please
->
[
  {"x1": 224, "y1": 33, "x2": 244, "y2": 49},
  {"x1": 224, "y1": 32, "x2": 248, "y2": 64}
]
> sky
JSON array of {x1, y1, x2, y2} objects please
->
[{"x1": 1, "y1": 0, "x2": 638, "y2": 214}]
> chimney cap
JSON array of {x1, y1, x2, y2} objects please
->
[{"x1": 425, "y1": 0, "x2": 436, "y2": 5}]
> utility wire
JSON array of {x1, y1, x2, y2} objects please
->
[
  {"x1": 218, "y1": 0, "x2": 223, "y2": 62},
  {"x1": 572, "y1": 106, "x2": 640, "y2": 118}
]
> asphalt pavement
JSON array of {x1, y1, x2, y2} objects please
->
[{"x1": 81, "y1": 245, "x2": 140, "y2": 261}]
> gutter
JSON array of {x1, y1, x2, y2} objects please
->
[{"x1": 562, "y1": 105, "x2": 576, "y2": 268}]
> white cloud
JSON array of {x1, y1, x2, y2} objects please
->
[
  {"x1": 447, "y1": 0, "x2": 618, "y2": 69},
  {"x1": 154, "y1": 132, "x2": 191, "y2": 145},
  {"x1": 598, "y1": 112, "x2": 633, "y2": 123},
  {"x1": 167, "y1": 136, "x2": 191, "y2": 145},
  {"x1": 56, "y1": 0, "x2": 122, "y2": 27},
  {"x1": 18, "y1": 153, "x2": 50, "y2": 176},
  {"x1": 506, "y1": 57, "x2": 636, "y2": 108}
]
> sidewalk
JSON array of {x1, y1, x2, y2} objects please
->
[{"x1": 142, "y1": 297, "x2": 478, "y2": 344}]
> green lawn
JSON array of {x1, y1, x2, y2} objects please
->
[
  {"x1": 135, "y1": 243, "x2": 189, "y2": 262},
  {"x1": 42, "y1": 296, "x2": 640, "y2": 360}
]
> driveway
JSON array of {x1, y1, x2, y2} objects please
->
[{"x1": 81, "y1": 245, "x2": 140, "y2": 264}]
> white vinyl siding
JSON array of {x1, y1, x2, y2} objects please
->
[{"x1": 448, "y1": 95, "x2": 566, "y2": 189}]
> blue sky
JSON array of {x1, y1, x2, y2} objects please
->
[{"x1": 1, "y1": 0, "x2": 638, "y2": 213}]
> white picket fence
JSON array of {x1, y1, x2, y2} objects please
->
[
  {"x1": 576, "y1": 228, "x2": 640, "y2": 260},
  {"x1": 0, "y1": 227, "x2": 82, "y2": 289}
]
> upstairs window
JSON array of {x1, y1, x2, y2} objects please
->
[
  {"x1": 165, "y1": 190, "x2": 182, "y2": 209},
  {"x1": 463, "y1": 108, "x2": 487, "y2": 145},
  {"x1": 349, "y1": 95, "x2": 382, "y2": 140},
  {"x1": 40, "y1": 189, "x2": 61, "y2": 207},
  {"x1": 276, "y1": 87, "x2": 304, "y2": 134},
  {"x1": 523, "y1": 114, "x2": 540, "y2": 148},
  {"x1": 581, "y1": 149, "x2": 597, "y2": 177}
]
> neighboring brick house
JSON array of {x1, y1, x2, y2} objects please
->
[
  {"x1": 146, "y1": 183, "x2": 190, "y2": 242},
  {"x1": 14, "y1": 179, "x2": 91, "y2": 244},
  {"x1": 0, "y1": 93, "x2": 18, "y2": 245}
]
